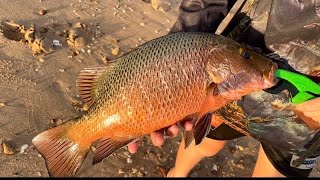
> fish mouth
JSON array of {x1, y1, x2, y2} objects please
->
[{"x1": 263, "y1": 62, "x2": 279, "y2": 88}]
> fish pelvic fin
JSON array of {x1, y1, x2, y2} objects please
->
[
  {"x1": 32, "y1": 120, "x2": 90, "y2": 177},
  {"x1": 92, "y1": 138, "x2": 134, "y2": 165},
  {"x1": 184, "y1": 130, "x2": 195, "y2": 149},
  {"x1": 185, "y1": 82, "x2": 217, "y2": 148},
  {"x1": 194, "y1": 113, "x2": 213, "y2": 145},
  {"x1": 181, "y1": 114, "x2": 198, "y2": 149},
  {"x1": 76, "y1": 61, "x2": 118, "y2": 109},
  {"x1": 183, "y1": 113, "x2": 213, "y2": 149}
]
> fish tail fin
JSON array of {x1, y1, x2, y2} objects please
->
[{"x1": 32, "y1": 120, "x2": 90, "y2": 177}]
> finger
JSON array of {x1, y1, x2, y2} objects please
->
[
  {"x1": 166, "y1": 124, "x2": 180, "y2": 138},
  {"x1": 150, "y1": 131, "x2": 165, "y2": 147},
  {"x1": 127, "y1": 140, "x2": 140, "y2": 154},
  {"x1": 295, "y1": 111, "x2": 320, "y2": 130},
  {"x1": 296, "y1": 98, "x2": 320, "y2": 112},
  {"x1": 301, "y1": 111, "x2": 320, "y2": 120},
  {"x1": 183, "y1": 121, "x2": 193, "y2": 131}
]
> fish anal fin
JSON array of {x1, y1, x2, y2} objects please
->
[{"x1": 92, "y1": 138, "x2": 133, "y2": 165}]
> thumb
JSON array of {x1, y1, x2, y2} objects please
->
[{"x1": 295, "y1": 98, "x2": 320, "y2": 112}]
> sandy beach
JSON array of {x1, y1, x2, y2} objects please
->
[{"x1": 0, "y1": 0, "x2": 319, "y2": 177}]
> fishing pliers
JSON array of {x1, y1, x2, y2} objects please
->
[{"x1": 266, "y1": 69, "x2": 320, "y2": 104}]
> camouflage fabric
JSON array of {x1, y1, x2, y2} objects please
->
[{"x1": 170, "y1": 0, "x2": 320, "y2": 169}]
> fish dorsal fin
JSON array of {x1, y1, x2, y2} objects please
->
[{"x1": 76, "y1": 61, "x2": 117, "y2": 109}]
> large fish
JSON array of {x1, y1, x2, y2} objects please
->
[{"x1": 32, "y1": 32, "x2": 277, "y2": 177}]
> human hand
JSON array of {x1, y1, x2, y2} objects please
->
[
  {"x1": 294, "y1": 97, "x2": 320, "y2": 130},
  {"x1": 169, "y1": 0, "x2": 231, "y2": 34},
  {"x1": 127, "y1": 120, "x2": 193, "y2": 154}
]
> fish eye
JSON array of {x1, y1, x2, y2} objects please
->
[
  {"x1": 239, "y1": 47, "x2": 251, "y2": 60},
  {"x1": 242, "y1": 51, "x2": 251, "y2": 59}
]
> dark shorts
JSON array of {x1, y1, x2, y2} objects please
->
[{"x1": 207, "y1": 123, "x2": 319, "y2": 177}]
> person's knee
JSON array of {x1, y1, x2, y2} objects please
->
[
  {"x1": 252, "y1": 144, "x2": 285, "y2": 177},
  {"x1": 195, "y1": 138, "x2": 226, "y2": 157}
]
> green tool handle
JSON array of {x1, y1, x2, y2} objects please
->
[
  {"x1": 291, "y1": 92, "x2": 317, "y2": 104},
  {"x1": 275, "y1": 69, "x2": 320, "y2": 104}
]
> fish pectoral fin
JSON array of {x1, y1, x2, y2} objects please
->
[
  {"x1": 32, "y1": 119, "x2": 91, "y2": 177},
  {"x1": 76, "y1": 61, "x2": 118, "y2": 109},
  {"x1": 205, "y1": 82, "x2": 218, "y2": 96},
  {"x1": 92, "y1": 138, "x2": 134, "y2": 165},
  {"x1": 193, "y1": 113, "x2": 213, "y2": 146}
]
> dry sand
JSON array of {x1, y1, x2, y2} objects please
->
[{"x1": 0, "y1": 0, "x2": 319, "y2": 177}]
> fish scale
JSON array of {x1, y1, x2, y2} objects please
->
[
  {"x1": 32, "y1": 32, "x2": 278, "y2": 177},
  {"x1": 103, "y1": 48, "x2": 209, "y2": 137}
]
